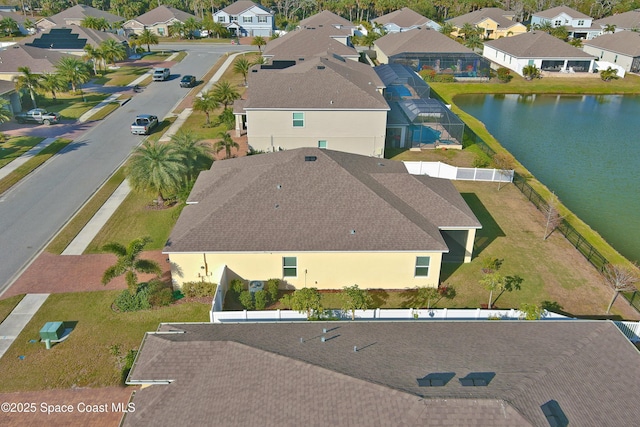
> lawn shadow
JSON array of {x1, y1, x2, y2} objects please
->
[
  {"x1": 369, "y1": 289, "x2": 389, "y2": 308},
  {"x1": 461, "y1": 193, "x2": 505, "y2": 256},
  {"x1": 439, "y1": 262, "x2": 462, "y2": 282},
  {"x1": 399, "y1": 288, "x2": 418, "y2": 308}
]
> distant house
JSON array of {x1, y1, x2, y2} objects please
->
[
  {"x1": 583, "y1": 31, "x2": 640, "y2": 73},
  {"x1": 213, "y1": 0, "x2": 274, "y2": 37},
  {"x1": 234, "y1": 54, "x2": 388, "y2": 156},
  {"x1": 447, "y1": 8, "x2": 526, "y2": 40},
  {"x1": 163, "y1": 148, "x2": 481, "y2": 289},
  {"x1": 530, "y1": 6, "x2": 600, "y2": 40},
  {"x1": 123, "y1": 6, "x2": 197, "y2": 37},
  {"x1": 298, "y1": 10, "x2": 357, "y2": 32},
  {"x1": 374, "y1": 27, "x2": 491, "y2": 78},
  {"x1": 0, "y1": 44, "x2": 72, "y2": 81},
  {"x1": 0, "y1": 11, "x2": 35, "y2": 35},
  {"x1": 372, "y1": 7, "x2": 440, "y2": 32},
  {"x1": 483, "y1": 31, "x2": 596, "y2": 76},
  {"x1": 23, "y1": 27, "x2": 129, "y2": 57},
  {"x1": 262, "y1": 25, "x2": 358, "y2": 62},
  {"x1": 594, "y1": 9, "x2": 640, "y2": 33},
  {"x1": 0, "y1": 80, "x2": 22, "y2": 116},
  {"x1": 36, "y1": 4, "x2": 124, "y2": 32},
  {"x1": 123, "y1": 321, "x2": 640, "y2": 426}
]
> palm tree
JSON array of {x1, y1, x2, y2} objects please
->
[
  {"x1": 251, "y1": 35, "x2": 266, "y2": 52},
  {"x1": 214, "y1": 131, "x2": 239, "y2": 159},
  {"x1": 464, "y1": 34, "x2": 484, "y2": 51},
  {"x1": 15, "y1": 66, "x2": 40, "y2": 108},
  {"x1": 39, "y1": 73, "x2": 65, "y2": 100},
  {"x1": 439, "y1": 22, "x2": 455, "y2": 38},
  {"x1": 183, "y1": 17, "x2": 201, "y2": 38},
  {"x1": 603, "y1": 24, "x2": 616, "y2": 34},
  {"x1": 0, "y1": 98, "x2": 12, "y2": 123},
  {"x1": 522, "y1": 65, "x2": 540, "y2": 80},
  {"x1": 193, "y1": 90, "x2": 219, "y2": 125},
  {"x1": 600, "y1": 67, "x2": 619, "y2": 82},
  {"x1": 127, "y1": 140, "x2": 186, "y2": 205},
  {"x1": 233, "y1": 56, "x2": 250, "y2": 86},
  {"x1": 99, "y1": 39, "x2": 127, "y2": 67},
  {"x1": 139, "y1": 28, "x2": 159, "y2": 52},
  {"x1": 80, "y1": 16, "x2": 100, "y2": 30},
  {"x1": 101, "y1": 236, "x2": 162, "y2": 295},
  {"x1": 0, "y1": 17, "x2": 19, "y2": 36},
  {"x1": 212, "y1": 80, "x2": 240, "y2": 108},
  {"x1": 169, "y1": 130, "x2": 213, "y2": 182},
  {"x1": 84, "y1": 44, "x2": 104, "y2": 74},
  {"x1": 459, "y1": 23, "x2": 477, "y2": 40},
  {"x1": 252, "y1": 55, "x2": 268, "y2": 66},
  {"x1": 533, "y1": 21, "x2": 554, "y2": 34},
  {"x1": 55, "y1": 57, "x2": 91, "y2": 93},
  {"x1": 170, "y1": 21, "x2": 186, "y2": 38},
  {"x1": 270, "y1": 32, "x2": 279, "y2": 40},
  {"x1": 568, "y1": 38, "x2": 583, "y2": 47}
]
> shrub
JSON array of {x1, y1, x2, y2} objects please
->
[
  {"x1": 254, "y1": 290, "x2": 267, "y2": 310},
  {"x1": 182, "y1": 281, "x2": 217, "y2": 298},
  {"x1": 114, "y1": 287, "x2": 151, "y2": 312},
  {"x1": 419, "y1": 69, "x2": 437, "y2": 81},
  {"x1": 121, "y1": 349, "x2": 138, "y2": 383},
  {"x1": 239, "y1": 290, "x2": 254, "y2": 309},
  {"x1": 496, "y1": 67, "x2": 512, "y2": 83},
  {"x1": 432, "y1": 74, "x2": 455, "y2": 83},
  {"x1": 265, "y1": 278, "x2": 280, "y2": 302},
  {"x1": 149, "y1": 287, "x2": 174, "y2": 307},
  {"x1": 473, "y1": 154, "x2": 490, "y2": 168},
  {"x1": 230, "y1": 278, "x2": 244, "y2": 294}
]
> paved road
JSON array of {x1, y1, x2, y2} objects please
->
[{"x1": 0, "y1": 43, "x2": 253, "y2": 294}]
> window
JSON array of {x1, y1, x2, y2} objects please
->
[
  {"x1": 258, "y1": 16, "x2": 268, "y2": 23},
  {"x1": 283, "y1": 257, "x2": 297, "y2": 277},
  {"x1": 554, "y1": 20, "x2": 562, "y2": 26},
  {"x1": 415, "y1": 256, "x2": 430, "y2": 277},
  {"x1": 293, "y1": 112, "x2": 304, "y2": 127},
  {"x1": 231, "y1": 15, "x2": 238, "y2": 22},
  {"x1": 577, "y1": 20, "x2": 584, "y2": 26},
  {"x1": 157, "y1": 27, "x2": 164, "y2": 36},
  {"x1": 318, "y1": 140, "x2": 327, "y2": 149},
  {"x1": 243, "y1": 16, "x2": 252, "y2": 23},
  {"x1": 218, "y1": 16, "x2": 225, "y2": 23},
  {"x1": 614, "y1": 55, "x2": 618, "y2": 63}
]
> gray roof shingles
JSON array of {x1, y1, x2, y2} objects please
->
[
  {"x1": 372, "y1": 7, "x2": 435, "y2": 28},
  {"x1": 484, "y1": 31, "x2": 595, "y2": 58},
  {"x1": 533, "y1": 5, "x2": 591, "y2": 20},
  {"x1": 299, "y1": 10, "x2": 355, "y2": 29},
  {"x1": 263, "y1": 26, "x2": 356, "y2": 60},
  {"x1": 584, "y1": 31, "x2": 640, "y2": 56},
  {"x1": 125, "y1": 321, "x2": 640, "y2": 426},
  {"x1": 375, "y1": 27, "x2": 474, "y2": 56},
  {"x1": 133, "y1": 5, "x2": 197, "y2": 26},
  {"x1": 221, "y1": 0, "x2": 271, "y2": 15},
  {"x1": 164, "y1": 148, "x2": 480, "y2": 254},
  {"x1": 0, "y1": 44, "x2": 73, "y2": 73},
  {"x1": 39, "y1": 4, "x2": 123, "y2": 25},
  {"x1": 594, "y1": 9, "x2": 640, "y2": 29}
]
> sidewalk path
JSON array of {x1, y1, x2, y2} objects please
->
[
  {"x1": 0, "y1": 294, "x2": 49, "y2": 359},
  {"x1": 0, "y1": 138, "x2": 57, "y2": 180},
  {"x1": 62, "y1": 180, "x2": 131, "y2": 255}
]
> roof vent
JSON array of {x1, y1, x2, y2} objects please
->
[
  {"x1": 350, "y1": 229, "x2": 356, "y2": 235},
  {"x1": 251, "y1": 69, "x2": 258, "y2": 72},
  {"x1": 299, "y1": 57, "x2": 304, "y2": 61},
  {"x1": 304, "y1": 156, "x2": 317, "y2": 162},
  {"x1": 276, "y1": 184, "x2": 282, "y2": 189},
  {"x1": 317, "y1": 65, "x2": 325, "y2": 70},
  {"x1": 377, "y1": 162, "x2": 385, "y2": 166}
]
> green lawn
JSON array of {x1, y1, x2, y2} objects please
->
[
  {"x1": 0, "y1": 291, "x2": 210, "y2": 392},
  {"x1": 0, "y1": 136, "x2": 44, "y2": 168},
  {"x1": 0, "y1": 139, "x2": 72, "y2": 195},
  {"x1": 38, "y1": 92, "x2": 109, "y2": 120},
  {"x1": 84, "y1": 190, "x2": 183, "y2": 253},
  {"x1": 0, "y1": 294, "x2": 24, "y2": 323}
]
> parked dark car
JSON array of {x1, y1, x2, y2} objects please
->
[
  {"x1": 15, "y1": 108, "x2": 60, "y2": 125},
  {"x1": 180, "y1": 75, "x2": 196, "y2": 88}
]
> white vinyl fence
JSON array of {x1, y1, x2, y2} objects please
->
[{"x1": 404, "y1": 161, "x2": 513, "y2": 182}]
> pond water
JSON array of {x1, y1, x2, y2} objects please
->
[{"x1": 455, "y1": 94, "x2": 640, "y2": 263}]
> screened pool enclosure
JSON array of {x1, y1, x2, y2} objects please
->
[{"x1": 390, "y1": 52, "x2": 492, "y2": 78}]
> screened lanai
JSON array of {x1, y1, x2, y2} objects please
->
[{"x1": 375, "y1": 63, "x2": 465, "y2": 150}]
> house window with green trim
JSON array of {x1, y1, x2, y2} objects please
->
[
  {"x1": 318, "y1": 140, "x2": 327, "y2": 149},
  {"x1": 415, "y1": 256, "x2": 430, "y2": 277},
  {"x1": 293, "y1": 112, "x2": 304, "y2": 127},
  {"x1": 283, "y1": 257, "x2": 297, "y2": 277}
]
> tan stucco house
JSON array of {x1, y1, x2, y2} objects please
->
[
  {"x1": 0, "y1": 44, "x2": 73, "y2": 82},
  {"x1": 234, "y1": 53, "x2": 389, "y2": 156},
  {"x1": 163, "y1": 148, "x2": 481, "y2": 289},
  {"x1": 36, "y1": 4, "x2": 124, "y2": 32},
  {"x1": 583, "y1": 31, "x2": 640, "y2": 73},
  {"x1": 123, "y1": 6, "x2": 197, "y2": 37},
  {"x1": 447, "y1": 8, "x2": 526, "y2": 40}
]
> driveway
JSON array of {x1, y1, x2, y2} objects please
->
[{"x1": 0, "y1": 120, "x2": 99, "y2": 140}]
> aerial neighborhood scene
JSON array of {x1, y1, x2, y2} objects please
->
[{"x1": 0, "y1": 0, "x2": 639, "y2": 425}]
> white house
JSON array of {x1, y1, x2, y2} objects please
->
[
  {"x1": 584, "y1": 31, "x2": 640, "y2": 74},
  {"x1": 531, "y1": 6, "x2": 600, "y2": 40},
  {"x1": 213, "y1": 0, "x2": 274, "y2": 37}
]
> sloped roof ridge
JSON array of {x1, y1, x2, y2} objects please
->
[{"x1": 318, "y1": 56, "x2": 387, "y2": 103}]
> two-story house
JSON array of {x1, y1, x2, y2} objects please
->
[
  {"x1": 447, "y1": 8, "x2": 526, "y2": 40},
  {"x1": 531, "y1": 6, "x2": 600, "y2": 40},
  {"x1": 213, "y1": 0, "x2": 274, "y2": 37}
]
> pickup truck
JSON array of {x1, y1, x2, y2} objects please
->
[
  {"x1": 130, "y1": 114, "x2": 159, "y2": 135},
  {"x1": 15, "y1": 108, "x2": 61, "y2": 125},
  {"x1": 152, "y1": 68, "x2": 170, "y2": 81}
]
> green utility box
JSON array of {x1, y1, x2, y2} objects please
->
[{"x1": 39, "y1": 322, "x2": 65, "y2": 341}]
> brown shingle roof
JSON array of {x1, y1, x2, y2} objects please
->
[
  {"x1": 447, "y1": 7, "x2": 519, "y2": 29},
  {"x1": 38, "y1": 4, "x2": 123, "y2": 26},
  {"x1": 263, "y1": 26, "x2": 356, "y2": 60},
  {"x1": 221, "y1": 0, "x2": 271, "y2": 15},
  {"x1": 0, "y1": 44, "x2": 73, "y2": 74},
  {"x1": 594, "y1": 9, "x2": 640, "y2": 30},
  {"x1": 533, "y1": 5, "x2": 591, "y2": 20},
  {"x1": 584, "y1": 31, "x2": 640, "y2": 56},
  {"x1": 244, "y1": 55, "x2": 386, "y2": 110},
  {"x1": 164, "y1": 148, "x2": 480, "y2": 253},
  {"x1": 372, "y1": 7, "x2": 435, "y2": 28},
  {"x1": 375, "y1": 27, "x2": 474, "y2": 56},
  {"x1": 299, "y1": 10, "x2": 355, "y2": 29},
  {"x1": 484, "y1": 31, "x2": 596, "y2": 58},
  {"x1": 134, "y1": 5, "x2": 197, "y2": 26},
  {"x1": 125, "y1": 321, "x2": 640, "y2": 427}
]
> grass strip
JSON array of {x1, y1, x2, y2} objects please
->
[
  {"x1": 0, "y1": 294, "x2": 24, "y2": 322},
  {"x1": 46, "y1": 168, "x2": 126, "y2": 254},
  {"x1": 0, "y1": 136, "x2": 44, "y2": 168},
  {"x1": 0, "y1": 139, "x2": 71, "y2": 195},
  {"x1": 86, "y1": 101, "x2": 122, "y2": 121}
]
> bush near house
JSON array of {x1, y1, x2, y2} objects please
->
[{"x1": 182, "y1": 281, "x2": 217, "y2": 298}]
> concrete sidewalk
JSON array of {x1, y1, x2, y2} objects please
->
[
  {"x1": 0, "y1": 294, "x2": 49, "y2": 359},
  {"x1": 0, "y1": 137, "x2": 57, "y2": 180}
]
